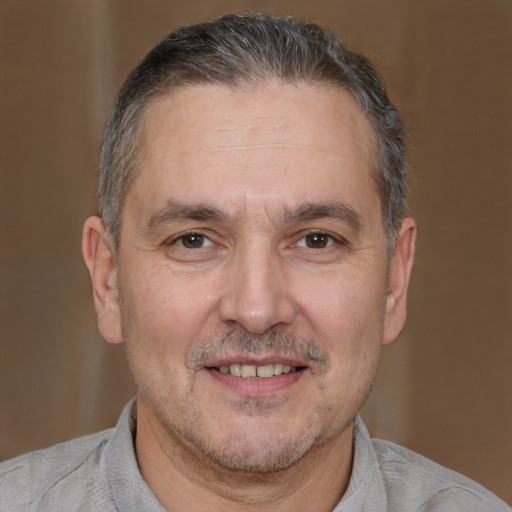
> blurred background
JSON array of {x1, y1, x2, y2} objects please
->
[{"x1": 1, "y1": 0, "x2": 511, "y2": 503}]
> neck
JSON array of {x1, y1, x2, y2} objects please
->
[{"x1": 135, "y1": 399, "x2": 354, "y2": 512}]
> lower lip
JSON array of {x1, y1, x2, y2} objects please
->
[{"x1": 205, "y1": 368, "x2": 306, "y2": 397}]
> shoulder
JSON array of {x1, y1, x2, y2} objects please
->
[
  {"x1": 0, "y1": 429, "x2": 114, "y2": 512},
  {"x1": 372, "y1": 438, "x2": 510, "y2": 511}
]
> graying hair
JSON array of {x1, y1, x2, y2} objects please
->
[{"x1": 99, "y1": 12, "x2": 408, "y2": 252}]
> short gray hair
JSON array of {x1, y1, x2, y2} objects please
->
[{"x1": 99, "y1": 12, "x2": 407, "y2": 251}]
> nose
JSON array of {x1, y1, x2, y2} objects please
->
[{"x1": 218, "y1": 242, "x2": 297, "y2": 334}]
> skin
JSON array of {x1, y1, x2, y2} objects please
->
[{"x1": 83, "y1": 82, "x2": 416, "y2": 511}]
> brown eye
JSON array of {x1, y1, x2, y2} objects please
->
[
  {"x1": 304, "y1": 233, "x2": 332, "y2": 248},
  {"x1": 177, "y1": 233, "x2": 209, "y2": 249}
]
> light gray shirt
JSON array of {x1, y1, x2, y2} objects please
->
[{"x1": 1, "y1": 400, "x2": 509, "y2": 511}]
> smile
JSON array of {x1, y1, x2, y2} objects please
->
[{"x1": 215, "y1": 363, "x2": 300, "y2": 378}]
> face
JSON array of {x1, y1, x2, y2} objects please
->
[{"x1": 85, "y1": 83, "x2": 414, "y2": 474}]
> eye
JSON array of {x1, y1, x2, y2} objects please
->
[
  {"x1": 297, "y1": 232, "x2": 335, "y2": 249},
  {"x1": 174, "y1": 232, "x2": 214, "y2": 249}
]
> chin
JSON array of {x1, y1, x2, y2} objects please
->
[
  {"x1": 184, "y1": 404, "x2": 352, "y2": 475},
  {"x1": 195, "y1": 427, "x2": 319, "y2": 474}
]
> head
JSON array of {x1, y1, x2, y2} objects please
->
[
  {"x1": 83, "y1": 13, "x2": 415, "y2": 480},
  {"x1": 99, "y1": 12, "x2": 407, "y2": 254}
]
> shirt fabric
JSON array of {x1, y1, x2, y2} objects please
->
[{"x1": 1, "y1": 400, "x2": 509, "y2": 511}]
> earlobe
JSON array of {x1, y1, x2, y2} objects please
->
[
  {"x1": 82, "y1": 216, "x2": 123, "y2": 344},
  {"x1": 382, "y1": 217, "x2": 416, "y2": 345}
]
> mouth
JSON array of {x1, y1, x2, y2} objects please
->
[
  {"x1": 202, "y1": 357, "x2": 310, "y2": 397},
  {"x1": 213, "y1": 363, "x2": 302, "y2": 378}
]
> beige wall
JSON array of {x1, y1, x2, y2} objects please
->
[{"x1": 1, "y1": 0, "x2": 511, "y2": 503}]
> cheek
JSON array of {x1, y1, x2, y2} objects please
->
[
  {"x1": 299, "y1": 269, "x2": 386, "y2": 340},
  {"x1": 120, "y1": 262, "x2": 222, "y2": 349},
  {"x1": 297, "y1": 269, "x2": 386, "y2": 393}
]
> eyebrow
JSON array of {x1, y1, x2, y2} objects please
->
[
  {"x1": 143, "y1": 199, "x2": 362, "y2": 234},
  {"x1": 144, "y1": 200, "x2": 227, "y2": 232},
  {"x1": 282, "y1": 202, "x2": 362, "y2": 231}
]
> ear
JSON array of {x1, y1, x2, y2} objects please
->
[
  {"x1": 382, "y1": 217, "x2": 416, "y2": 345},
  {"x1": 82, "y1": 216, "x2": 123, "y2": 344}
]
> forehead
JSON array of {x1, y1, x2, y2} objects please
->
[{"x1": 130, "y1": 83, "x2": 378, "y2": 223}]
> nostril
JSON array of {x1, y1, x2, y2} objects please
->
[{"x1": 219, "y1": 300, "x2": 293, "y2": 335}]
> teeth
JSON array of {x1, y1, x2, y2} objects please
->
[
  {"x1": 218, "y1": 363, "x2": 297, "y2": 378},
  {"x1": 256, "y1": 364, "x2": 274, "y2": 378},
  {"x1": 241, "y1": 365, "x2": 256, "y2": 378},
  {"x1": 229, "y1": 364, "x2": 241, "y2": 376}
]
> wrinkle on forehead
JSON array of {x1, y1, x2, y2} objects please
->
[
  {"x1": 210, "y1": 143, "x2": 314, "y2": 152},
  {"x1": 141, "y1": 83, "x2": 373, "y2": 163},
  {"x1": 213, "y1": 111, "x2": 285, "y2": 126}
]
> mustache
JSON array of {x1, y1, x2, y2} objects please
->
[{"x1": 185, "y1": 329, "x2": 330, "y2": 372}]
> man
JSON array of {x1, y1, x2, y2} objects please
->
[{"x1": 0, "y1": 12, "x2": 508, "y2": 512}]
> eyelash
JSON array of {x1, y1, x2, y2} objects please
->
[
  {"x1": 168, "y1": 231, "x2": 214, "y2": 249},
  {"x1": 167, "y1": 230, "x2": 345, "y2": 251},
  {"x1": 295, "y1": 230, "x2": 345, "y2": 249}
]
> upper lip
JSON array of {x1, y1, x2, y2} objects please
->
[{"x1": 203, "y1": 354, "x2": 307, "y2": 368}]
